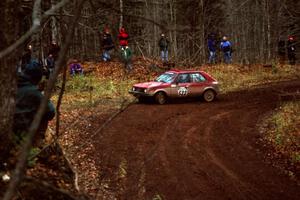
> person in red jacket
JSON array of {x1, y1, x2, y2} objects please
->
[{"x1": 118, "y1": 27, "x2": 129, "y2": 47}]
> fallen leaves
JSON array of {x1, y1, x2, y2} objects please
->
[
  {"x1": 44, "y1": 59, "x2": 300, "y2": 197},
  {"x1": 260, "y1": 101, "x2": 300, "y2": 181}
]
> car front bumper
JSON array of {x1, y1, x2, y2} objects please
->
[{"x1": 128, "y1": 90, "x2": 153, "y2": 97}]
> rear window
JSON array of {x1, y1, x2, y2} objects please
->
[{"x1": 190, "y1": 73, "x2": 206, "y2": 82}]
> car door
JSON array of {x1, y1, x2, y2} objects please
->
[
  {"x1": 187, "y1": 73, "x2": 207, "y2": 96},
  {"x1": 170, "y1": 73, "x2": 192, "y2": 98}
]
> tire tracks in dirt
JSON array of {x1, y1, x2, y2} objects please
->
[
  {"x1": 73, "y1": 80, "x2": 300, "y2": 200},
  {"x1": 202, "y1": 111, "x2": 259, "y2": 200}
]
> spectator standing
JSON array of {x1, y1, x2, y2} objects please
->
[
  {"x1": 45, "y1": 54, "x2": 55, "y2": 78},
  {"x1": 13, "y1": 59, "x2": 55, "y2": 147},
  {"x1": 287, "y1": 36, "x2": 296, "y2": 65},
  {"x1": 277, "y1": 39, "x2": 286, "y2": 64},
  {"x1": 118, "y1": 27, "x2": 129, "y2": 48},
  {"x1": 208, "y1": 34, "x2": 217, "y2": 64},
  {"x1": 102, "y1": 28, "x2": 115, "y2": 61},
  {"x1": 49, "y1": 41, "x2": 60, "y2": 62},
  {"x1": 158, "y1": 33, "x2": 170, "y2": 63},
  {"x1": 220, "y1": 36, "x2": 232, "y2": 64},
  {"x1": 20, "y1": 44, "x2": 32, "y2": 72},
  {"x1": 46, "y1": 41, "x2": 61, "y2": 79},
  {"x1": 120, "y1": 45, "x2": 133, "y2": 73}
]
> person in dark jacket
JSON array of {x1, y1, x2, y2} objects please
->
[
  {"x1": 220, "y1": 36, "x2": 232, "y2": 64},
  {"x1": 277, "y1": 39, "x2": 286, "y2": 64},
  {"x1": 102, "y1": 28, "x2": 115, "y2": 61},
  {"x1": 19, "y1": 44, "x2": 32, "y2": 72},
  {"x1": 118, "y1": 27, "x2": 129, "y2": 47},
  {"x1": 158, "y1": 33, "x2": 170, "y2": 62},
  {"x1": 208, "y1": 34, "x2": 217, "y2": 64},
  {"x1": 287, "y1": 36, "x2": 296, "y2": 65},
  {"x1": 13, "y1": 59, "x2": 55, "y2": 147},
  {"x1": 45, "y1": 54, "x2": 55, "y2": 78},
  {"x1": 49, "y1": 41, "x2": 60, "y2": 61}
]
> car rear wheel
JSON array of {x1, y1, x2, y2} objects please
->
[
  {"x1": 155, "y1": 92, "x2": 167, "y2": 105},
  {"x1": 203, "y1": 90, "x2": 216, "y2": 102}
]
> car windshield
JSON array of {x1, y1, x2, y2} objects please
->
[{"x1": 155, "y1": 72, "x2": 176, "y2": 83}]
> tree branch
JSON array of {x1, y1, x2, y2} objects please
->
[
  {"x1": 55, "y1": 64, "x2": 67, "y2": 142},
  {"x1": 2, "y1": 0, "x2": 86, "y2": 199},
  {"x1": 0, "y1": 0, "x2": 69, "y2": 59},
  {"x1": 32, "y1": 0, "x2": 41, "y2": 27},
  {"x1": 23, "y1": 176, "x2": 86, "y2": 200}
]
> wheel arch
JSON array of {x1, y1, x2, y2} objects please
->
[
  {"x1": 154, "y1": 90, "x2": 168, "y2": 104},
  {"x1": 202, "y1": 87, "x2": 217, "y2": 96},
  {"x1": 154, "y1": 89, "x2": 168, "y2": 97}
]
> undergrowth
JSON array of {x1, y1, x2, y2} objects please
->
[
  {"x1": 202, "y1": 64, "x2": 299, "y2": 93},
  {"x1": 53, "y1": 74, "x2": 136, "y2": 109},
  {"x1": 51, "y1": 61, "x2": 299, "y2": 191},
  {"x1": 262, "y1": 101, "x2": 300, "y2": 179},
  {"x1": 53, "y1": 63, "x2": 299, "y2": 109}
]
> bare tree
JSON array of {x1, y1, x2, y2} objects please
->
[{"x1": 0, "y1": 0, "x2": 23, "y2": 167}]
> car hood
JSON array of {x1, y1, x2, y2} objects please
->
[{"x1": 134, "y1": 81, "x2": 164, "y2": 88}]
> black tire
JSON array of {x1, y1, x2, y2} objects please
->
[
  {"x1": 202, "y1": 90, "x2": 216, "y2": 102},
  {"x1": 137, "y1": 97, "x2": 146, "y2": 103},
  {"x1": 155, "y1": 92, "x2": 167, "y2": 105}
]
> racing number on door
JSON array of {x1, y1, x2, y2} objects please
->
[
  {"x1": 178, "y1": 87, "x2": 188, "y2": 96},
  {"x1": 176, "y1": 74, "x2": 191, "y2": 97}
]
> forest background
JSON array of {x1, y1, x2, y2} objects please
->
[{"x1": 0, "y1": 0, "x2": 299, "y2": 199}]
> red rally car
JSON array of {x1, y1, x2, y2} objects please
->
[{"x1": 129, "y1": 69, "x2": 220, "y2": 104}]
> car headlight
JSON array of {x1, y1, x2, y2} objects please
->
[
  {"x1": 132, "y1": 87, "x2": 135, "y2": 91},
  {"x1": 144, "y1": 89, "x2": 148, "y2": 93}
]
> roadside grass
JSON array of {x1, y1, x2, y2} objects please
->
[
  {"x1": 52, "y1": 74, "x2": 136, "y2": 109},
  {"x1": 52, "y1": 63, "x2": 299, "y2": 109},
  {"x1": 201, "y1": 64, "x2": 299, "y2": 93},
  {"x1": 262, "y1": 101, "x2": 300, "y2": 178}
]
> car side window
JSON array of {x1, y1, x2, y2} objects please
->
[
  {"x1": 177, "y1": 74, "x2": 191, "y2": 83},
  {"x1": 190, "y1": 73, "x2": 206, "y2": 83}
]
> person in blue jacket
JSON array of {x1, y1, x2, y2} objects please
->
[
  {"x1": 220, "y1": 36, "x2": 232, "y2": 64},
  {"x1": 207, "y1": 34, "x2": 217, "y2": 64}
]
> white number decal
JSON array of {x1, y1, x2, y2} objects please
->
[{"x1": 178, "y1": 87, "x2": 188, "y2": 96}]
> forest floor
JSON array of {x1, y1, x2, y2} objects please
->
[
  {"x1": 57, "y1": 61, "x2": 300, "y2": 200},
  {"x1": 59, "y1": 79, "x2": 300, "y2": 200},
  {"x1": 1, "y1": 60, "x2": 299, "y2": 199}
]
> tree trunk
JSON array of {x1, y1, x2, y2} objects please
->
[
  {"x1": 170, "y1": 0, "x2": 177, "y2": 61},
  {"x1": 119, "y1": 0, "x2": 123, "y2": 29},
  {"x1": 50, "y1": 0, "x2": 59, "y2": 43},
  {"x1": 266, "y1": 0, "x2": 271, "y2": 62},
  {"x1": 0, "y1": 0, "x2": 21, "y2": 166}
]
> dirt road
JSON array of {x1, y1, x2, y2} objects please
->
[{"x1": 79, "y1": 80, "x2": 300, "y2": 200}]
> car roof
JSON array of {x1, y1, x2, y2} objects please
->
[{"x1": 166, "y1": 69, "x2": 203, "y2": 74}]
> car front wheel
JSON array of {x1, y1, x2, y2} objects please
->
[
  {"x1": 155, "y1": 92, "x2": 167, "y2": 105},
  {"x1": 203, "y1": 90, "x2": 216, "y2": 102},
  {"x1": 137, "y1": 97, "x2": 147, "y2": 103}
]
